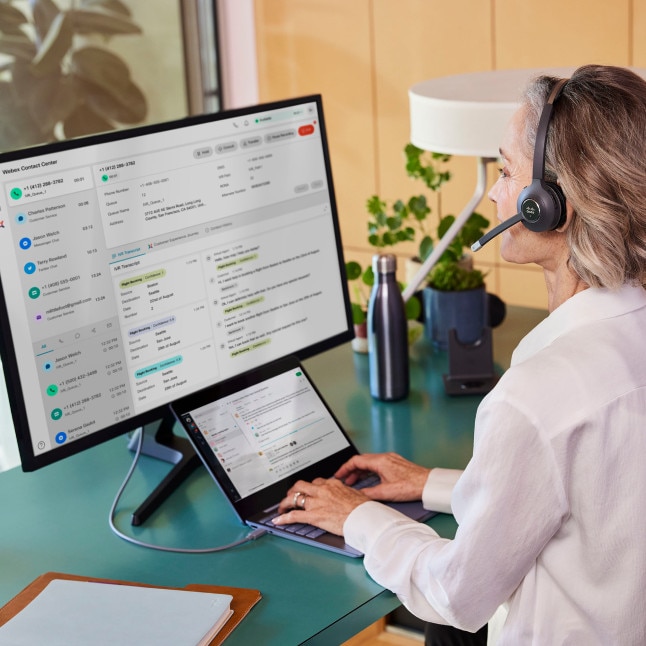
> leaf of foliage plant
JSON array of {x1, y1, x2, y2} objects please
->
[
  {"x1": 30, "y1": 11, "x2": 73, "y2": 77},
  {"x1": 0, "y1": 34, "x2": 37, "y2": 60},
  {"x1": 63, "y1": 102, "x2": 116, "y2": 139},
  {"x1": 69, "y1": 7, "x2": 141, "y2": 36},
  {"x1": 79, "y1": 0, "x2": 132, "y2": 17},
  {"x1": 31, "y1": 0, "x2": 62, "y2": 43},
  {"x1": 0, "y1": 3, "x2": 28, "y2": 32}
]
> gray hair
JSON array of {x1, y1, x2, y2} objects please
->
[{"x1": 521, "y1": 65, "x2": 646, "y2": 289}]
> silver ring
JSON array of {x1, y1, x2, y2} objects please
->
[
  {"x1": 297, "y1": 493, "x2": 307, "y2": 510},
  {"x1": 292, "y1": 491, "x2": 303, "y2": 509}
]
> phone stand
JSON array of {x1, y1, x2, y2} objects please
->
[{"x1": 443, "y1": 327, "x2": 499, "y2": 396}]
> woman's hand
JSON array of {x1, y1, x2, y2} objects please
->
[
  {"x1": 335, "y1": 452, "x2": 431, "y2": 502},
  {"x1": 273, "y1": 452, "x2": 431, "y2": 536},
  {"x1": 274, "y1": 477, "x2": 370, "y2": 536}
]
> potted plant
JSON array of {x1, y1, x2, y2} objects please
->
[
  {"x1": 355, "y1": 143, "x2": 500, "y2": 349},
  {"x1": 365, "y1": 143, "x2": 489, "y2": 288},
  {"x1": 422, "y1": 207, "x2": 493, "y2": 350}
]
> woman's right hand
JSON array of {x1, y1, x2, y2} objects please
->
[{"x1": 335, "y1": 452, "x2": 431, "y2": 502}]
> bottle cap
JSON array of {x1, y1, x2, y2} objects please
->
[{"x1": 372, "y1": 254, "x2": 397, "y2": 274}]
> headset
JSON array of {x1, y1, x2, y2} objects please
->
[{"x1": 472, "y1": 78, "x2": 569, "y2": 251}]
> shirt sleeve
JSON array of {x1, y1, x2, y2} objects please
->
[
  {"x1": 422, "y1": 468, "x2": 463, "y2": 513},
  {"x1": 343, "y1": 393, "x2": 569, "y2": 632}
]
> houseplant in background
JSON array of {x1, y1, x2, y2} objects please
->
[
  {"x1": 421, "y1": 199, "x2": 497, "y2": 351},
  {"x1": 357, "y1": 143, "x2": 499, "y2": 350},
  {"x1": 365, "y1": 143, "x2": 489, "y2": 291},
  {"x1": 0, "y1": 0, "x2": 147, "y2": 152},
  {"x1": 366, "y1": 144, "x2": 451, "y2": 273}
]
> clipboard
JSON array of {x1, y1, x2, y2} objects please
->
[{"x1": 0, "y1": 571, "x2": 261, "y2": 645}]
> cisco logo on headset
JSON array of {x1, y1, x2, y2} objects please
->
[{"x1": 521, "y1": 198, "x2": 541, "y2": 223}]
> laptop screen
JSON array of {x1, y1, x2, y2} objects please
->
[{"x1": 177, "y1": 361, "x2": 351, "y2": 502}]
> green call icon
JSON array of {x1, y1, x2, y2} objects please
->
[
  {"x1": 10, "y1": 187, "x2": 22, "y2": 200},
  {"x1": 46, "y1": 384, "x2": 59, "y2": 397}
]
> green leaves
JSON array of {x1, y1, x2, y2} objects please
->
[
  {"x1": 349, "y1": 262, "x2": 375, "y2": 290},
  {"x1": 361, "y1": 142, "x2": 490, "y2": 293},
  {"x1": 458, "y1": 212, "x2": 490, "y2": 246},
  {"x1": 405, "y1": 143, "x2": 451, "y2": 191},
  {"x1": 404, "y1": 292, "x2": 422, "y2": 320},
  {"x1": 419, "y1": 234, "x2": 433, "y2": 261},
  {"x1": 345, "y1": 261, "x2": 374, "y2": 322},
  {"x1": 437, "y1": 212, "x2": 489, "y2": 264},
  {"x1": 351, "y1": 302, "x2": 367, "y2": 326},
  {"x1": 0, "y1": 0, "x2": 147, "y2": 151},
  {"x1": 366, "y1": 144, "x2": 451, "y2": 259},
  {"x1": 427, "y1": 262, "x2": 487, "y2": 292},
  {"x1": 366, "y1": 194, "x2": 428, "y2": 249},
  {"x1": 408, "y1": 194, "x2": 430, "y2": 221},
  {"x1": 345, "y1": 260, "x2": 363, "y2": 281}
]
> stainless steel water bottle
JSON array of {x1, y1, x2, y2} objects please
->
[{"x1": 368, "y1": 254, "x2": 409, "y2": 401}]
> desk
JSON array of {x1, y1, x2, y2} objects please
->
[{"x1": 0, "y1": 307, "x2": 544, "y2": 644}]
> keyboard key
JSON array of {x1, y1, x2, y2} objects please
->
[{"x1": 304, "y1": 527, "x2": 325, "y2": 538}]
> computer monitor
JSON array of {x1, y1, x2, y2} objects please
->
[{"x1": 0, "y1": 95, "x2": 353, "y2": 521}]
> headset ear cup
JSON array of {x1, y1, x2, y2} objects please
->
[
  {"x1": 517, "y1": 180, "x2": 566, "y2": 232},
  {"x1": 545, "y1": 181, "x2": 567, "y2": 229}
]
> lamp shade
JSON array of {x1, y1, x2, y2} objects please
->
[{"x1": 409, "y1": 68, "x2": 576, "y2": 157}]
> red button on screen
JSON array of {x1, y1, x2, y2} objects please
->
[{"x1": 298, "y1": 124, "x2": 315, "y2": 136}]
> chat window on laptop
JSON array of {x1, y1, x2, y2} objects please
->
[{"x1": 184, "y1": 369, "x2": 350, "y2": 501}]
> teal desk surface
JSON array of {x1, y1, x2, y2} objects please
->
[{"x1": 0, "y1": 307, "x2": 545, "y2": 645}]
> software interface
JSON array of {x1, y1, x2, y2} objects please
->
[
  {"x1": 0, "y1": 100, "x2": 348, "y2": 458},
  {"x1": 183, "y1": 367, "x2": 350, "y2": 500}
]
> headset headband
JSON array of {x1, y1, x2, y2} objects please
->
[{"x1": 532, "y1": 78, "x2": 569, "y2": 179}]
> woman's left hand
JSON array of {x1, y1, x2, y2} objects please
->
[{"x1": 273, "y1": 478, "x2": 370, "y2": 536}]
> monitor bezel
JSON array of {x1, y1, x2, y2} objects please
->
[{"x1": 0, "y1": 94, "x2": 354, "y2": 471}]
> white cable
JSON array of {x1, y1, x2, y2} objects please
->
[{"x1": 108, "y1": 428, "x2": 267, "y2": 553}]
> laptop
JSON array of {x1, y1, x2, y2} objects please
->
[{"x1": 170, "y1": 355, "x2": 435, "y2": 557}]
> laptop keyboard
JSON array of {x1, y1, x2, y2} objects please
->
[{"x1": 259, "y1": 474, "x2": 380, "y2": 538}]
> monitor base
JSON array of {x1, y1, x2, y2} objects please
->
[{"x1": 127, "y1": 408, "x2": 202, "y2": 526}]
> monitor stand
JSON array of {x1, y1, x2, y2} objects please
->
[{"x1": 126, "y1": 406, "x2": 202, "y2": 526}]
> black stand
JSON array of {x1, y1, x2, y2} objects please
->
[
  {"x1": 443, "y1": 327, "x2": 499, "y2": 396},
  {"x1": 127, "y1": 406, "x2": 202, "y2": 526}
]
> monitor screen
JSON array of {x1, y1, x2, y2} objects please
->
[{"x1": 0, "y1": 95, "x2": 353, "y2": 472}]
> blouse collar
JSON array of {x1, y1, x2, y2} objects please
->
[{"x1": 511, "y1": 284, "x2": 646, "y2": 366}]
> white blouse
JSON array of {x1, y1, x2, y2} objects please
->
[{"x1": 344, "y1": 285, "x2": 646, "y2": 645}]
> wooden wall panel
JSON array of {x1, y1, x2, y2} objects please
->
[
  {"x1": 371, "y1": 1, "x2": 493, "y2": 197},
  {"x1": 494, "y1": 0, "x2": 631, "y2": 68},
  {"x1": 499, "y1": 264, "x2": 546, "y2": 307},
  {"x1": 368, "y1": 1, "x2": 495, "y2": 287},
  {"x1": 252, "y1": 0, "x2": 639, "y2": 309},
  {"x1": 634, "y1": 0, "x2": 646, "y2": 65},
  {"x1": 253, "y1": 0, "x2": 375, "y2": 248},
  {"x1": 492, "y1": 0, "x2": 632, "y2": 306}
]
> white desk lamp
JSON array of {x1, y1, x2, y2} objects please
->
[{"x1": 401, "y1": 67, "x2": 575, "y2": 302}]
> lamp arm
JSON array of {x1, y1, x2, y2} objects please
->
[{"x1": 401, "y1": 156, "x2": 495, "y2": 303}]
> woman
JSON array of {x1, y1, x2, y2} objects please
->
[{"x1": 274, "y1": 65, "x2": 646, "y2": 644}]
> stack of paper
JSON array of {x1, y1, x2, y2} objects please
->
[{"x1": 0, "y1": 579, "x2": 233, "y2": 646}]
